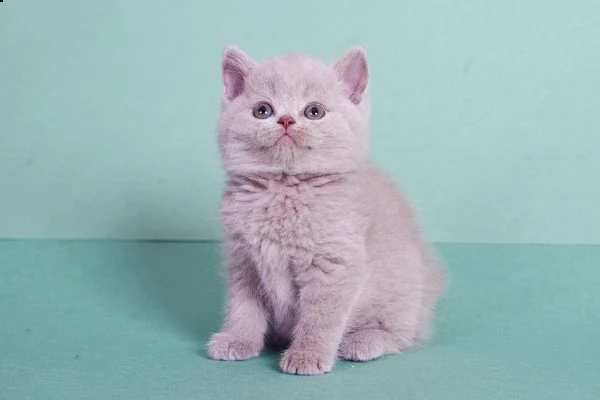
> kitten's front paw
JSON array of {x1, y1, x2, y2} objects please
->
[
  {"x1": 207, "y1": 332, "x2": 262, "y2": 361},
  {"x1": 280, "y1": 348, "x2": 334, "y2": 375}
]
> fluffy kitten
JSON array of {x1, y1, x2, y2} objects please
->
[{"x1": 208, "y1": 46, "x2": 444, "y2": 375}]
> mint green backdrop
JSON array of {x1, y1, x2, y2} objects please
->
[
  {"x1": 2, "y1": 3, "x2": 600, "y2": 399},
  {"x1": 1, "y1": 0, "x2": 599, "y2": 243}
]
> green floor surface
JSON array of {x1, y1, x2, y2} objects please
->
[{"x1": 1, "y1": 241, "x2": 599, "y2": 399}]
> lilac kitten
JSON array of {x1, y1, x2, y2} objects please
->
[{"x1": 208, "y1": 46, "x2": 445, "y2": 375}]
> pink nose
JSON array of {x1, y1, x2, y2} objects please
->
[{"x1": 277, "y1": 115, "x2": 296, "y2": 129}]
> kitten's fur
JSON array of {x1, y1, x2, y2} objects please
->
[{"x1": 208, "y1": 47, "x2": 444, "y2": 375}]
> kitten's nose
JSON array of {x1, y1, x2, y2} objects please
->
[{"x1": 277, "y1": 115, "x2": 296, "y2": 129}]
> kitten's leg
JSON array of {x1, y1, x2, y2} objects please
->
[
  {"x1": 339, "y1": 242, "x2": 444, "y2": 362},
  {"x1": 280, "y1": 254, "x2": 365, "y2": 375},
  {"x1": 208, "y1": 243, "x2": 267, "y2": 361},
  {"x1": 414, "y1": 264, "x2": 445, "y2": 343},
  {"x1": 339, "y1": 280, "x2": 434, "y2": 361}
]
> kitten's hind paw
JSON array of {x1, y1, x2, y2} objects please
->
[
  {"x1": 280, "y1": 348, "x2": 333, "y2": 375},
  {"x1": 339, "y1": 329, "x2": 406, "y2": 361},
  {"x1": 207, "y1": 332, "x2": 262, "y2": 361}
]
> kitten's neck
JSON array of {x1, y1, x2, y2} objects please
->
[{"x1": 228, "y1": 170, "x2": 356, "y2": 189}]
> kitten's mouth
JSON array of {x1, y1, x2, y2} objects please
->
[{"x1": 276, "y1": 133, "x2": 294, "y2": 145}]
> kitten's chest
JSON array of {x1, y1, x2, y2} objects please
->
[
  {"x1": 222, "y1": 179, "x2": 317, "y2": 330},
  {"x1": 223, "y1": 181, "x2": 316, "y2": 259}
]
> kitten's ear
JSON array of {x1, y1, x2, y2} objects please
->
[
  {"x1": 222, "y1": 46, "x2": 256, "y2": 101},
  {"x1": 333, "y1": 47, "x2": 369, "y2": 104}
]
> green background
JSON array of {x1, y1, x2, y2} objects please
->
[
  {"x1": 1, "y1": 2, "x2": 599, "y2": 398},
  {"x1": 2, "y1": 0, "x2": 599, "y2": 244}
]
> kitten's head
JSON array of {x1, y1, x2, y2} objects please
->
[{"x1": 218, "y1": 47, "x2": 370, "y2": 175}]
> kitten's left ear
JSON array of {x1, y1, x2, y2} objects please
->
[{"x1": 333, "y1": 47, "x2": 369, "y2": 104}]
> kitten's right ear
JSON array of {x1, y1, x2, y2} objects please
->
[{"x1": 222, "y1": 46, "x2": 256, "y2": 101}]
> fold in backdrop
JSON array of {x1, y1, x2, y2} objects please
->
[{"x1": 1, "y1": 0, "x2": 599, "y2": 244}]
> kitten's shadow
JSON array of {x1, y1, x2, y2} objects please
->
[
  {"x1": 129, "y1": 239, "x2": 224, "y2": 350},
  {"x1": 263, "y1": 347, "x2": 284, "y2": 372},
  {"x1": 112, "y1": 203, "x2": 225, "y2": 355}
]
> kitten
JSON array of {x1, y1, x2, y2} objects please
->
[{"x1": 208, "y1": 46, "x2": 444, "y2": 375}]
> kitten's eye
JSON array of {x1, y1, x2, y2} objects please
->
[
  {"x1": 252, "y1": 102, "x2": 274, "y2": 119},
  {"x1": 304, "y1": 102, "x2": 326, "y2": 120}
]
